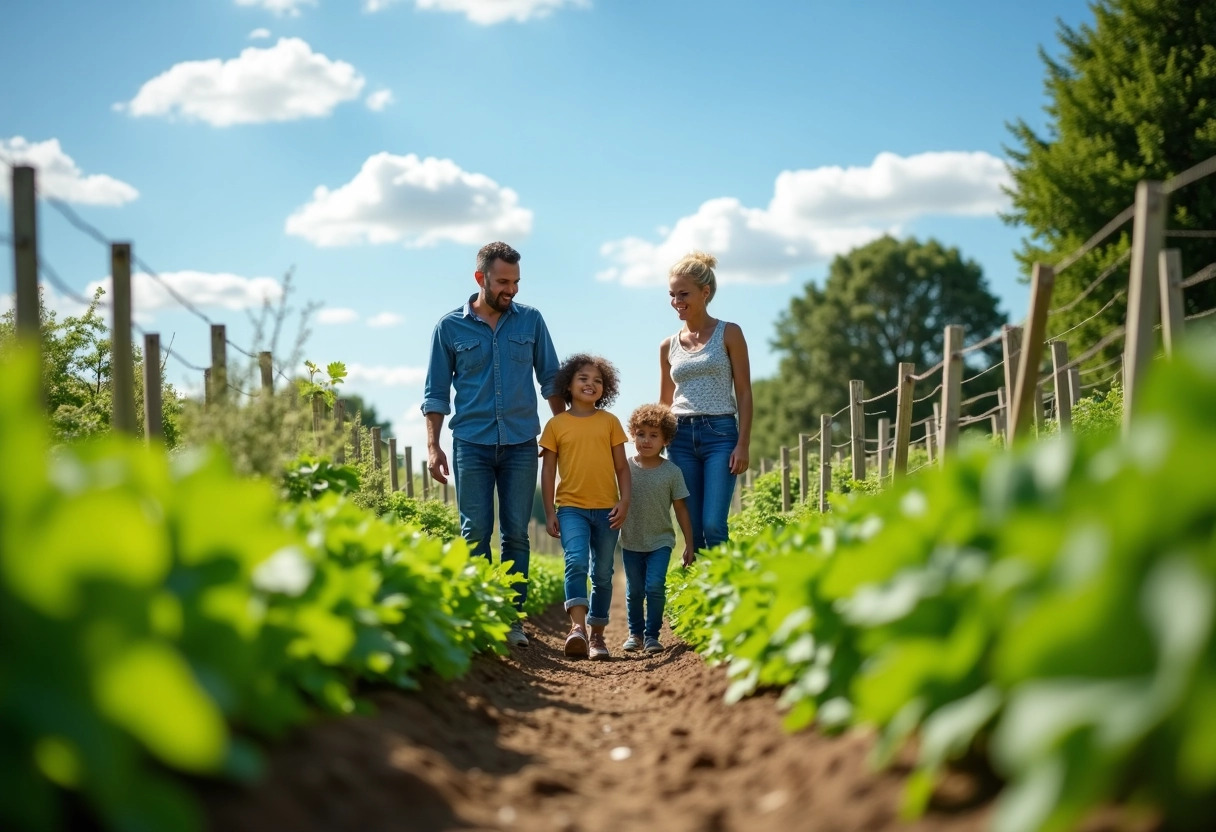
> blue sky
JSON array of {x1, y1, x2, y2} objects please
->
[{"x1": 1, "y1": 0, "x2": 1094, "y2": 459}]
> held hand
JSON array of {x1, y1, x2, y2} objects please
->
[
  {"x1": 682, "y1": 546, "x2": 696, "y2": 568},
  {"x1": 428, "y1": 447, "x2": 450, "y2": 485},
  {"x1": 728, "y1": 443, "x2": 750, "y2": 476},
  {"x1": 607, "y1": 500, "x2": 629, "y2": 530},
  {"x1": 545, "y1": 513, "x2": 561, "y2": 538}
]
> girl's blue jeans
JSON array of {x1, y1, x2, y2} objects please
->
[
  {"x1": 623, "y1": 546, "x2": 672, "y2": 641},
  {"x1": 668, "y1": 414, "x2": 738, "y2": 551},
  {"x1": 557, "y1": 506, "x2": 618, "y2": 627}
]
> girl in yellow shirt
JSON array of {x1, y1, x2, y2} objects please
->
[{"x1": 541, "y1": 354, "x2": 632, "y2": 660}]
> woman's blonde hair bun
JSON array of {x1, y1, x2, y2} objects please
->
[{"x1": 669, "y1": 250, "x2": 719, "y2": 302}]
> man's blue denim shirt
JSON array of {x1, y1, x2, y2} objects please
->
[{"x1": 422, "y1": 295, "x2": 561, "y2": 446}]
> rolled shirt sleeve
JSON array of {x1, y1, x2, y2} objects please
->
[{"x1": 421, "y1": 320, "x2": 454, "y2": 416}]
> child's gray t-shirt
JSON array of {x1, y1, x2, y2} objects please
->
[{"x1": 620, "y1": 457, "x2": 689, "y2": 552}]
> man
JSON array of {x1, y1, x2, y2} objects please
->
[{"x1": 422, "y1": 241, "x2": 564, "y2": 647}]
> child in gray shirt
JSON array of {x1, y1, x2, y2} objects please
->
[{"x1": 619, "y1": 404, "x2": 694, "y2": 654}]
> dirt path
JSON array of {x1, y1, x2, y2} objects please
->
[{"x1": 204, "y1": 571, "x2": 1011, "y2": 832}]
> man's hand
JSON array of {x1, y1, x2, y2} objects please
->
[{"x1": 428, "y1": 446, "x2": 450, "y2": 485}]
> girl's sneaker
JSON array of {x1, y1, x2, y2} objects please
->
[
  {"x1": 564, "y1": 625, "x2": 589, "y2": 658},
  {"x1": 622, "y1": 634, "x2": 643, "y2": 651},
  {"x1": 588, "y1": 631, "x2": 610, "y2": 661},
  {"x1": 643, "y1": 637, "x2": 663, "y2": 654}
]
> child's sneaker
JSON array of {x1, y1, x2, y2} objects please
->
[
  {"x1": 622, "y1": 633, "x2": 642, "y2": 651},
  {"x1": 564, "y1": 625, "x2": 589, "y2": 658},
  {"x1": 588, "y1": 631, "x2": 611, "y2": 660},
  {"x1": 644, "y1": 637, "x2": 663, "y2": 654}
]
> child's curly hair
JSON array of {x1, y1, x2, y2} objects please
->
[
  {"x1": 555, "y1": 353, "x2": 620, "y2": 409},
  {"x1": 628, "y1": 403, "x2": 677, "y2": 444}
]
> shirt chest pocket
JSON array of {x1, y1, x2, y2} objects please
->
[
  {"x1": 508, "y1": 334, "x2": 534, "y2": 363},
  {"x1": 454, "y1": 339, "x2": 485, "y2": 373}
]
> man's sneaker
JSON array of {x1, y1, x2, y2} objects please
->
[
  {"x1": 622, "y1": 633, "x2": 643, "y2": 652},
  {"x1": 589, "y1": 631, "x2": 611, "y2": 661},
  {"x1": 506, "y1": 620, "x2": 529, "y2": 648},
  {"x1": 644, "y1": 637, "x2": 663, "y2": 655},
  {"x1": 564, "y1": 625, "x2": 589, "y2": 658}
]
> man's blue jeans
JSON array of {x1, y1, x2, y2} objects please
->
[
  {"x1": 556, "y1": 506, "x2": 617, "y2": 627},
  {"x1": 668, "y1": 414, "x2": 738, "y2": 551},
  {"x1": 453, "y1": 438, "x2": 536, "y2": 611},
  {"x1": 622, "y1": 546, "x2": 672, "y2": 641}
]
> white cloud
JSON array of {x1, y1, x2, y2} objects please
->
[
  {"x1": 0, "y1": 137, "x2": 138, "y2": 206},
  {"x1": 365, "y1": 89, "x2": 395, "y2": 111},
  {"x1": 285, "y1": 152, "x2": 532, "y2": 248},
  {"x1": 249, "y1": 27, "x2": 272, "y2": 39},
  {"x1": 317, "y1": 307, "x2": 359, "y2": 324},
  {"x1": 345, "y1": 363, "x2": 427, "y2": 387},
  {"x1": 84, "y1": 270, "x2": 283, "y2": 318},
  {"x1": 236, "y1": 0, "x2": 316, "y2": 17},
  {"x1": 598, "y1": 150, "x2": 1011, "y2": 287},
  {"x1": 366, "y1": 312, "x2": 403, "y2": 327},
  {"x1": 119, "y1": 38, "x2": 365, "y2": 126},
  {"x1": 398, "y1": 0, "x2": 590, "y2": 24}
]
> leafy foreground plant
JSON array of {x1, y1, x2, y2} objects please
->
[
  {"x1": 0, "y1": 347, "x2": 563, "y2": 832},
  {"x1": 669, "y1": 339, "x2": 1216, "y2": 832}
]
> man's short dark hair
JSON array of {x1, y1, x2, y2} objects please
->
[{"x1": 477, "y1": 242, "x2": 521, "y2": 276}]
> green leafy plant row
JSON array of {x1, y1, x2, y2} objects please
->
[
  {"x1": 0, "y1": 347, "x2": 564, "y2": 832},
  {"x1": 668, "y1": 343, "x2": 1216, "y2": 832}
]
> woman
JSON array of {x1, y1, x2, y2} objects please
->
[{"x1": 659, "y1": 251, "x2": 752, "y2": 552}]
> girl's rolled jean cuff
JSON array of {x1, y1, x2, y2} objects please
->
[{"x1": 563, "y1": 596, "x2": 609, "y2": 627}]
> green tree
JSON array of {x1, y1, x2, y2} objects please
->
[
  {"x1": 339, "y1": 392, "x2": 393, "y2": 435},
  {"x1": 752, "y1": 236, "x2": 1005, "y2": 461},
  {"x1": 0, "y1": 288, "x2": 182, "y2": 445},
  {"x1": 1005, "y1": 0, "x2": 1216, "y2": 368}
]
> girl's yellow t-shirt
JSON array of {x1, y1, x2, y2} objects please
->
[{"x1": 539, "y1": 410, "x2": 627, "y2": 509}]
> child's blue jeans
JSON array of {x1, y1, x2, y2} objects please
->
[
  {"x1": 622, "y1": 546, "x2": 672, "y2": 641},
  {"x1": 557, "y1": 506, "x2": 618, "y2": 627}
]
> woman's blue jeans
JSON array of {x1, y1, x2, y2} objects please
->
[
  {"x1": 453, "y1": 438, "x2": 536, "y2": 611},
  {"x1": 557, "y1": 506, "x2": 617, "y2": 627},
  {"x1": 623, "y1": 547, "x2": 672, "y2": 641},
  {"x1": 668, "y1": 414, "x2": 738, "y2": 552}
]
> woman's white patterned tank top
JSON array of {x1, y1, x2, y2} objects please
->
[{"x1": 668, "y1": 320, "x2": 737, "y2": 416}]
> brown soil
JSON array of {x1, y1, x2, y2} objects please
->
[{"x1": 201, "y1": 581, "x2": 1144, "y2": 832}]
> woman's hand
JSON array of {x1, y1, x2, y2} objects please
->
[{"x1": 728, "y1": 442, "x2": 750, "y2": 475}]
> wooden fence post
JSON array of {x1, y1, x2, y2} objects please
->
[
  {"x1": 371, "y1": 427, "x2": 382, "y2": 470},
  {"x1": 849, "y1": 379, "x2": 866, "y2": 481},
  {"x1": 798, "y1": 433, "x2": 810, "y2": 503},
  {"x1": 204, "y1": 369, "x2": 212, "y2": 407},
  {"x1": 925, "y1": 420, "x2": 936, "y2": 464},
  {"x1": 443, "y1": 481, "x2": 450, "y2": 504},
  {"x1": 1123, "y1": 180, "x2": 1166, "y2": 433},
  {"x1": 996, "y1": 387, "x2": 1008, "y2": 439},
  {"x1": 893, "y1": 362, "x2": 915, "y2": 478},
  {"x1": 422, "y1": 457, "x2": 430, "y2": 499},
  {"x1": 259, "y1": 351, "x2": 274, "y2": 393},
  {"x1": 143, "y1": 333, "x2": 163, "y2": 441},
  {"x1": 108, "y1": 243, "x2": 136, "y2": 434},
  {"x1": 1069, "y1": 367, "x2": 1082, "y2": 404},
  {"x1": 780, "y1": 445, "x2": 791, "y2": 513},
  {"x1": 1050, "y1": 341, "x2": 1073, "y2": 432},
  {"x1": 818, "y1": 414, "x2": 832, "y2": 513},
  {"x1": 1158, "y1": 248, "x2": 1184, "y2": 357},
  {"x1": 877, "y1": 417, "x2": 891, "y2": 479},
  {"x1": 351, "y1": 422, "x2": 362, "y2": 461},
  {"x1": 940, "y1": 324, "x2": 963, "y2": 461},
  {"x1": 210, "y1": 323, "x2": 227, "y2": 405},
  {"x1": 1033, "y1": 382, "x2": 1045, "y2": 434},
  {"x1": 404, "y1": 446, "x2": 415, "y2": 497},
  {"x1": 1011, "y1": 263, "x2": 1056, "y2": 439},
  {"x1": 1001, "y1": 324, "x2": 1023, "y2": 445},
  {"x1": 12, "y1": 166, "x2": 41, "y2": 366},
  {"x1": 333, "y1": 399, "x2": 346, "y2": 464},
  {"x1": 388, "y1": 438, "x2": 399, "y2": 491},
  {"x1": 311, "y1": 397, "x2": 324, "y2": 438}
]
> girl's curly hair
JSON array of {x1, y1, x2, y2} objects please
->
[
  {"x1": 555, "y1": 353, "x2": 620, "y2": 409},
  {"x1": 628, "y1": 403, "x2": 677, "y2": 444}
]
